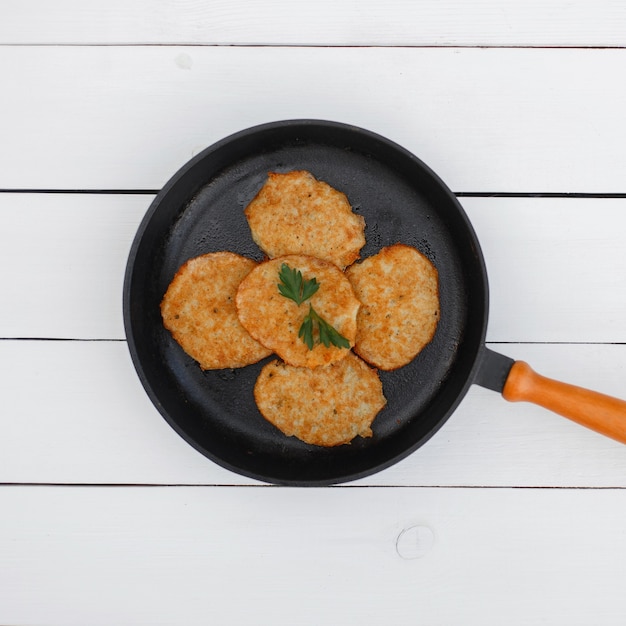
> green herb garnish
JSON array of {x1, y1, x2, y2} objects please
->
[
  {"x1": 278, "y1": 263, "x2": 319, "y2": 305},
  {"x1": 278, "y1": 263, "x2": 350, "y2": 351},
  {"x1": 299, "y1": 305, "x2": 351, "y2": 350}
]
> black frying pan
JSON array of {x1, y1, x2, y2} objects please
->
[{"x1": 123, "y1": 119, "x2": 626, "y2": 485}]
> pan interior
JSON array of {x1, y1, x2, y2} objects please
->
[{"x1": 124, "y1": 121, "x2": 488, "y2": 485}]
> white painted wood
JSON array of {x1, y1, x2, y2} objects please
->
[
  {"x1": 0, "y1": 193, "x2": 150, "y2": 339},
  {"x1": 2, "y1": 46, "x2": 626, "y2": 192},
  {"x1": 3, "y1": 194, "x2": 625, "y2": 342},
  {"x1": 464, "y1": 197, "x2": 626, "y2": 343},
  {"x1": 2, "y1": 340, "x2": 626, "y2": 487},
  {"x1": 5, "y1": 5, "x2": 626, "y2": 625},
  {"x1": 1, "y1": 0, "x2": 625, "y2": 46},
  {"x1": 3, "y1": 485, "x2": 626, "y2": 625}
]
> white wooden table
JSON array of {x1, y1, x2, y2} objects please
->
[{"x1": 3, "y1": 2, "x2": 626, "y2": 624}]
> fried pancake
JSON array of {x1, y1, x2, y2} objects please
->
[
  {"x1": 244, "y1": 170, "x2": 366, "y2": 269},
  {"x1": 161, "y1": 251, "x2": 272, "y2": 370},
  {"x1": 346, "y1": 244, "x2": 439, "y2": 370},
  {"x1": 254, "y1": 353, "x2": 386, "y2": 446},
  {"x1": 235, "y1": 254, "x2": 360, "y2": 368}
]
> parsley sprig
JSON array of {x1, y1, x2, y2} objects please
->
[
  {"x1": 278, "y1": 263, "x2": 350, "y2": 351},
  {"x1": 299, "y1": 305, "x2": 351, "y2": 350},
  {"x1": 277, "y1": 263, "x2": 319, "y2": 305}
]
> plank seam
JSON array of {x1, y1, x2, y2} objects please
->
[{"x1": 1, "y1": 43, "x2": 625, "y2": 50}]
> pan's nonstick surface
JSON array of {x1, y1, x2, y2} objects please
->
[{"x1": 123, "y1": 120, "x2": 489, "y2": 485}]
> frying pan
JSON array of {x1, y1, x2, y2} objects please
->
[{"x1": 123, "y1": 119, "x2": 626, "y2": 486}]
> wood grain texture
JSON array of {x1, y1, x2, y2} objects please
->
[
  {"x1": 0, "y1": 193, "x2": 150, "y2": 339},
  {"x1": 4, "y1": 5, "x2": 626, "y2": 623},
  {"x1": 1, "y1": 0, "x2": 625, "y2": 46},
  {"x1": 1, "y1": 46, "x2": 626, "y2": 192},
  {"x1": 465, "y1": 197, "x2": 626, "y2": 343},
  {"x1": 3, "y1": 485, "x2": 626, "y2": 625},
  {"x1": 2, "y1": 340, "x2": 626, "y2": 487},
  {"x1": 2, "y1": 194, "x2": 625, "y2": 342}
]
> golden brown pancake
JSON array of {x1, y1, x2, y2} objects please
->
[
  {"x1": 161, "y1": 251, "x2": 272, "y2": 369},
  {"x1": 346, "y1": 244, "x2": 439, "y2": 370},
  {"x1": 244, "y1": 170, "x2": 366, "y2": 269},
  {"x1": 254, "y1": 353, "x2": 386, "y2": 446},
  {"x1": 235, "y1": 254, "x2": 360, "y2": 368}
]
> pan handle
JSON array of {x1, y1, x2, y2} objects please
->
[{"x1": 502, "y1": 361, "x2": 626, "y2": 444}]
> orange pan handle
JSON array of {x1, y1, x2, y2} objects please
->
[{"x1": 502, "y1": 361, "x2": 626, "y2": 444}]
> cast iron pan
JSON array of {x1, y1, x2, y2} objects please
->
[{"x1": 123, "y1": 119, "x2": 626, "y2": 486}]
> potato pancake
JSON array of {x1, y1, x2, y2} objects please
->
[
  {"x1": 236, "y1": 254, "x2": 360, "y2": 368},
  {"x1": 244, "y1": 170, "x2": 366, "y2": 269},
  {"x1": 346, "y1": 244, "x2": 439, "y2": 370},
  {"x1": 254, "y1": 353, "x2": 386, "y2": 446},
  {"x1": 161, "y1": 251, "x2": 272, "y2": 369}
]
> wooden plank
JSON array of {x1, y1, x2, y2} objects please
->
[
  {"x1": 463, "y1": 197, "x2": 626, "y2": 343},
  {"x1": 2, "y1": 340, "x2": 626, "y2": 487},
  {"x1": 1, "y1": 0, "x2": 625, "y2": 46},
  {"x1": 2, "y1": 46, "x2": 626, "y2": 192},
  {"x1": 3, "y1": 485, "x2": 626, "y2": 625},
  {"x1": 0, "y1": 193, "x2": 151, "y2": 339},
  {"x1": 2, "y1": 194, "x2": 626, "y2": 342}
]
